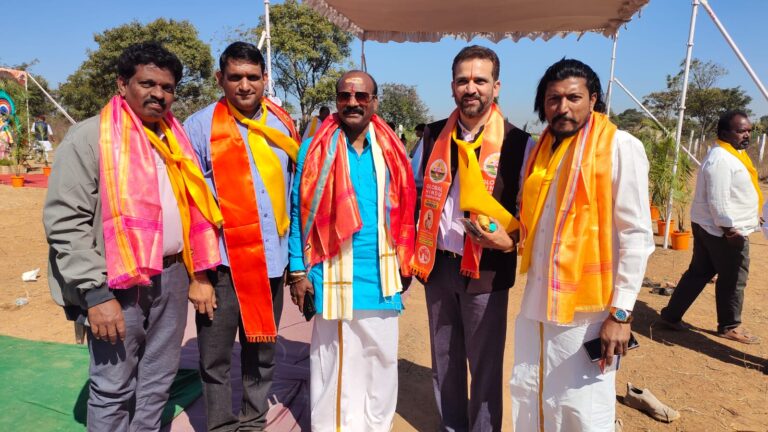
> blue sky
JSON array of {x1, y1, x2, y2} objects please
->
[{"x1": 3, "y1": 1, "x2": 767, "y2": 129}]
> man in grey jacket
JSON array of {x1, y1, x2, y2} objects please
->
[{"x1": 43, "y1": 42, "x2": 221, "y2": 431}]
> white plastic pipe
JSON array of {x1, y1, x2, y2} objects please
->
[
  {"x1": 700, "y1": 0, "x2": 768, "y2": 102},
  {"x1": 606, "y1": 32, "x2": 619, "y2": 116},
  {"x1": 27, "y1": 73, "x2": 76, "y2": 124},
  {"x1": 264, "y1": 0, "x2": 274, "y2": 97},
  {"x1": 664, "y1": 0, "x2": 699, "y2": 249}
]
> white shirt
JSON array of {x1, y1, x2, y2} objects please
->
[
  {"x1": 152, "y1": 136, "x2": 184, "y2": 256},
  {"x1": 302, "y1": 116, "x2": 322, "y2": 141},
  {"x1": 690, "y1": 146, "x2": 759, "y2": 237},
  {"x1": 762, "y1": 201, "x2": 768, "y2": 238},
  {"x1": 519, "y1": 130, "x2": 655, "y2": 325}
]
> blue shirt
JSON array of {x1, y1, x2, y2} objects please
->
[
  {"x1": 184, "y1": 102, "x2": 292, "y2": 278},
  {"x1": 288, "y1": 131, "x2": 403, "y2": 313}
]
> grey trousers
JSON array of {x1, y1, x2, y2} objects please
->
[
  {"x1": 87, "y1": 262, "x2": 189, "y2": 432},
  {"x1": 661, "y1": 223, "x2": 750, "y2": 332},
  {"x1": 424, "y1": 253, "x2": 509, "y2": 432},
  {"x1": 196, "y1": 266, "x2": 284, "y2": 432}
]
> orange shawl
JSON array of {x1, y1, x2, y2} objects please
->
[
  {"x1": 519, "y1": 112, "x2": 616, "y2": 323},
  {"x1": 298, "y1": 114, "x2": 416, "y2": 274}
]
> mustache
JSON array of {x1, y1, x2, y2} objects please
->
[
  {"x1": 144, "y1": 97, "x2": 166, "y2": 109},
  {"x1": 343, "y1": 106, "x2": 365, "y2": 116},
  {"x1": 552, "y1": 114, "x2": 577, "y2": 124}
]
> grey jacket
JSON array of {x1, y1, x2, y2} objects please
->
[{"x1": 43, "y1": 115, "x2": 114, "y2": 320}]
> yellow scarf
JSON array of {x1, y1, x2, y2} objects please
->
[
  {"x1": 227, "y1": 101, "x2": 299, "y2": 235},
  {"x1": 717, "y1": 139, "x2": 764, "y2": 212},
  {"x1": 144, "y1": 120, "x2": 223, "y2": 275},
  {"x1": 452, "y1": 128, "x2": 518, "y2": 232},
  {"x1": 518, "y1": 133, "x2": 576, "y2": 272},
  {"x1": 518, "y1": 113, "x2": 616, "y2": 323}
]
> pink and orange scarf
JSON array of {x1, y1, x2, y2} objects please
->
[{"x1": 99, "y1": 95, "x2": 221, "y2": 289}]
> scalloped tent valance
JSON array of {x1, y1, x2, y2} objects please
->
[{"x1": 304, "y1": 0, "x2": 649, "y2": 42}]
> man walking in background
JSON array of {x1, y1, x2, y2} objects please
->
[{"x1": 661, "y1": 110, "x2": 760, "y2": 344}]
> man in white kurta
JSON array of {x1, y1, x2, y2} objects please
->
[
  {"x1": 301, "y1": 105, "x2": 330, "y2": 141},
  {"x1": 511, "y1": 59, "x2": 654, "y2": 432}
]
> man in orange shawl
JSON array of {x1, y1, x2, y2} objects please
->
[
  {"x1": 43, "y1": 42, "x2": 222, "y2": 431},
  {"x1": 288, "y1": 70, "x2": 416, "y2": 431},
  {"x1": 184, "y1": 42, "x2": 300, "y2": 432},
  {"x1": 510, "y1": 59, "x2": 655, "y2": 431},
  {"x1": 412, "y1": 46, "x2": 532, "y2": 431}
]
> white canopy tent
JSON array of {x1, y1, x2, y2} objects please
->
[{"x1": 304, "y1": 0, "x2": 648, "y2": 43}]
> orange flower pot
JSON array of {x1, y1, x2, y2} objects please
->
[
  {"x1": 10, "y1": 175, "x2": 24, "y2": 188},
  {"x1": 649, "y1": 205, "x2": 661, "y2": 221},
  {"x1": 42, "y1": 166, "x2": 51, "y2": 176},
  {"x1": 671, "y1": 230, "x2": 692, "y2": 250},
  {"x1": 656, "y1": 219, "x2": 675, "y2": 236}
]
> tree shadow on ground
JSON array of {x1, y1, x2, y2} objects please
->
[
  {"x1": 397, "y1": 359, "x2": 441, "y2": 431},
  {"x1": 632, "y1": 300, "x2": 766, "y2": 374}
]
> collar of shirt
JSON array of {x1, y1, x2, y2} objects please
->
[{"x1": 456, "y1": 119, "x2": 485, "y2": 142}]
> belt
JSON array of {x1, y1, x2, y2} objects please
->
[
  {"x1": 437, "y1": 249, "x2": 462, "y2": 259},
  {"x1": 162, "y1": 252, "x2": 183, "y2": 268}
]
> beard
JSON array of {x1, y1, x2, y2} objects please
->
[
  {"x1": 457, "y1": 95, "x2": 490, "y2": 118},
  {"x1": 549, "y1": 114, "x2": 588, "y2": 139}
]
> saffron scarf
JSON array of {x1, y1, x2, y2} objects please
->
[
  {"x1": 99, "y1": 95, "x2": 221, "y2": 289},
  {"x1": 299, "y1": 113, "x2": 415, "y2": 276},
  {"x1": 411, "y1": 104, "x2": 516, "y2": 280},
  {"x1": 226, "y1": 99, "x2": 299, "y2": 235},
  {"x1": 717, "y1": 139, "x2": 764, "y2": 212},
  {"x1": 209, "y1": 98, "x2": 298, "y2": 342},
  {"x1": 320, "y1": 123, "x2": 406, "y2": 319},
  {"x1": 519, "y1": 112, "x2": 616, "y2": 324}
]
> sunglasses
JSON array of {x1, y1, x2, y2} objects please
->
[{"x1": 336, "y1": 91, "x2": 376, "y2": 105}]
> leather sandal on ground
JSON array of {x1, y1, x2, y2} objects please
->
[
  {"x1": 656, "y1": 317, "x2": 690, "y2": 331},
  {"x1": 718, "y1": 326, "x2": 760, "y2": 344}
]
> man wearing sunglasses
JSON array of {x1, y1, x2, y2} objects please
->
[
  {"x1": 288, "y1": 70, "x2": 416, "y2": 431},
  {"x1": 183, "y1": 41, "x2": 300, "y2": 432},
  {"x1": 411, "y1": 45, "x2": 533, "y2": 431}
]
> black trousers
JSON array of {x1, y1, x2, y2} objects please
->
[
  {"x1": 661, "y1": 223, "x2": 750, "y2": 332},
  {"x1": 196, "y1": 266, "x2": 284, "y2": 432}
]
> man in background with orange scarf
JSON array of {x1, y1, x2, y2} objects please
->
[
  {"x1": 510, "y1": 59, "x2": 654, "y2": 431},
  {"x1": 661, "y1": 111, "x2": 761, "y2": 344},
  {"x1": 288, "y1": 70, "x2": 415, "y2": 431},
  {"x1": 44, "y1": 42, "x2": 222, "y2": 431},
  {"x1": 184, "y1": 42, "x2": 300, "y2": 432},
  {"x1": 412, "y1": 45, "x2": 532, "y2": 431}
]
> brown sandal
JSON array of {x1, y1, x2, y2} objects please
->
[{"x1": 718, "y1": 326, "x2": 760, "y2": 344}]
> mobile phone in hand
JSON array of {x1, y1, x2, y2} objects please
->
[
  {"x1": 583, "y1": 333, "x2": 639, "y2": 363},
  {"x1": 458, "y1": 218, "x2": 484, "y2": 238}
]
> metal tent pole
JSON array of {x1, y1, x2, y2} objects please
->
[
  {"x1": 664, "y1": 0, "x2": 699, "y2": 249},
  {"x1": 264, "y1": 0, "x2": 274, "y2": 97},
  {"x1": 700, "y1": 0, "x2": 768, "y2": 102},
  {"x1": 613, "y1": 77, "x2": 700, "y2": 165},
  {"x1": 606, "y1": 31, "x2": 619, "y2": 116},
  {"x1": 27, "y1": 74, "x2": 76, "y2": 124}
]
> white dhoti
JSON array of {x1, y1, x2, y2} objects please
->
[
  {"x1": 310, "y1": 310, "x2": 399, "y2": 432},
  {"x1": 510, "y1": 314, "x2": 617, "y2": 432}
]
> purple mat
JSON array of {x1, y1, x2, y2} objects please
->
[{"x1": 165, "y1": 287, "x2": 313, "y2": 431}]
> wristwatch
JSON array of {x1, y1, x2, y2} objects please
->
[{"x1": 609, "y1": 307, "x2": 633, "y2": 323}]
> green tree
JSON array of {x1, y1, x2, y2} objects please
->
[
  {"x1": 59, "y1": 19, "x2": 217, "y2": 120},
  {"x1": 643, "y1": 59, "x2": 752, "y2": 137},
  {"x1": 235, "y1": 0, "x2": 353, "y2": 131},
  {"x1": 377, "y1": 83, "x2": 430, "y2": 132},
  {"x1": 611, "y1": 108, "x2": 646, "y2": 132}
]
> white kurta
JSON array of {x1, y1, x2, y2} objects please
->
[
  {"x1": 310, "y1": 310, "x2": 399, "y2": 432},
  {"x1": 511, "y1": 129, "x2": 654, "y2": 432}
]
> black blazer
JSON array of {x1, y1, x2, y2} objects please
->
[{"x1": 418, "y1": 117, "x2": 530, "y2": 293}]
